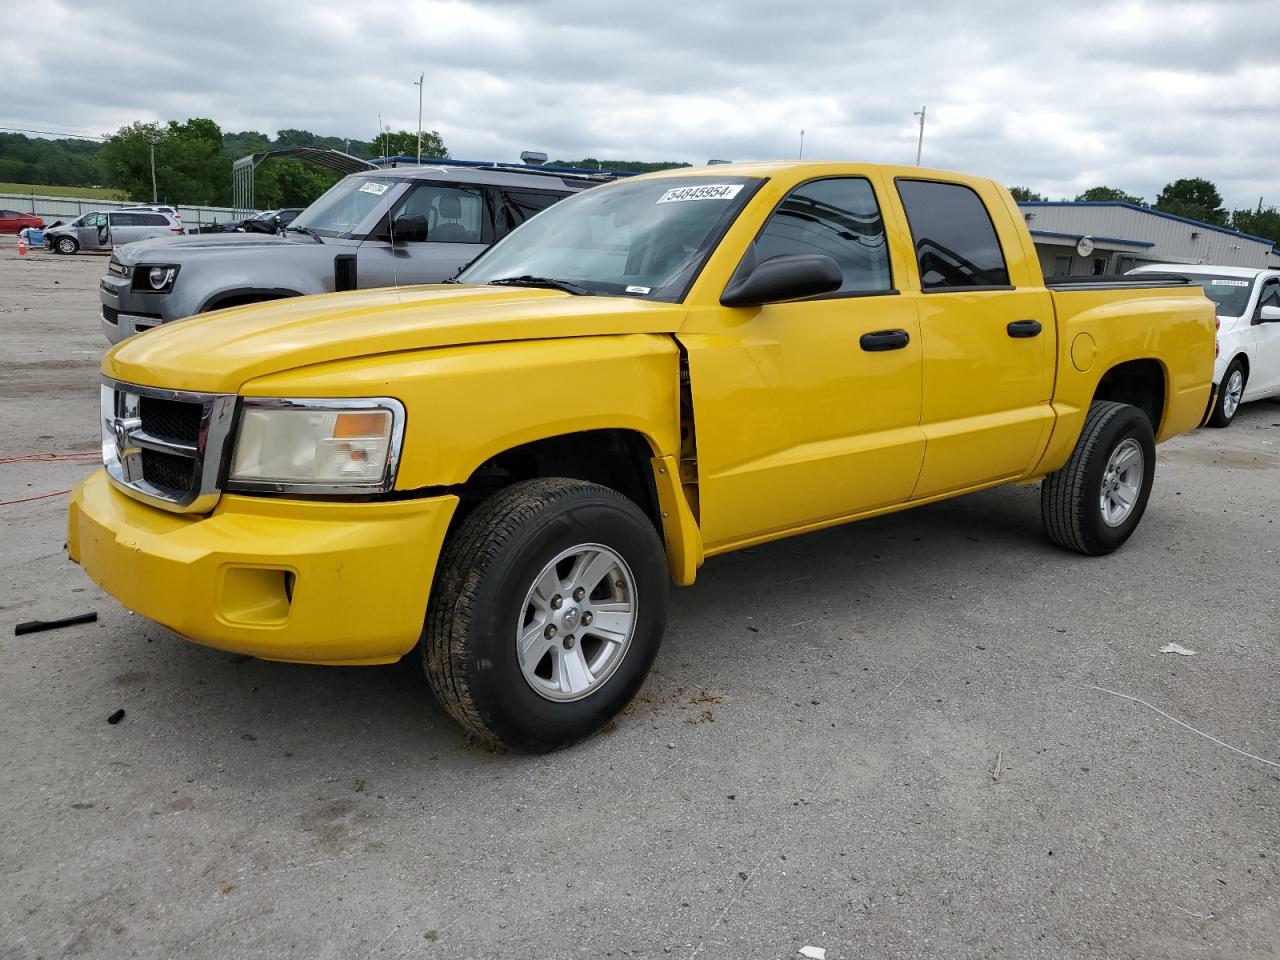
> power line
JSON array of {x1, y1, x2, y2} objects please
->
[{"x1": 0, "y1": 126, "x2": 107, "y2": 141}]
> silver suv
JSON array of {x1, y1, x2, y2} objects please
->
[
  {"x1": 97, "y1": 165, "x2": 603, "y2": 343},
  {"x1": 47, "y1": 209, "x2": 183, "y2": 255}
]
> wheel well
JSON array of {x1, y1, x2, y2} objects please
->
[
  {"x1": 1226, "y1": 353, "x2": 1249, "y2": 382},
  {"x1": 202, "y1": 290, "x2": 296, "y2": 313},
  {"x1": 1092, "y1": 359, "x2": 1166, "y2": 433},
  {"x1": 458, "y1": 430, "x2": 662, "y2": 533}
]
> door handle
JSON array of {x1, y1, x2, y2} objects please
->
[
  {"x1": 1007, "y1": 319, "x2": 1042, "y2": 338},
  {"x1": 859, "y1": 329, "x2": 911, "y2": 352}
]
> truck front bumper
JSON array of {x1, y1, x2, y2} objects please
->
[{"x1": 68, "y1": 471, "x2": 458, "y2": 665}]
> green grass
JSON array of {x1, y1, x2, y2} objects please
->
[{"x1": 0, "y1": 181, "x2": 127, "y2": 200}]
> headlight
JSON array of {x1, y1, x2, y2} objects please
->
[
  {"x1": 227, "y1": 398, "x2": 405, "y2": 493},
  {"x1": 133, "y1": 264, "x2": 180, "y2": 292}
]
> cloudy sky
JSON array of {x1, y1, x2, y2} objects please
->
[{"x1": 3, "y1": 0, "x2": 1277, "y2": 208}]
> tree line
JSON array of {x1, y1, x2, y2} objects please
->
[
  {"x1": 0, "y1": 122, "x2": 689, "y2": 210},
  {"x1": 1008, "y1": 180, "x2": 1280, "y2": 244}
]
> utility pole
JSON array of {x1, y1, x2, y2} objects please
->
[
  {"x1": 798, "y1": 129, "x2": 805, "y2": 160},
  {"x1": 377, "y1": 114, "x2": 385, "y2": 158},
  {"x1": 413, "y1": 73, "x2": 424, "y2": 164},
  {"x1": 914, "y1": 106, "x2": 927, "y2": 166},
  {"x1": 149, "y1": 140, "x2": 158, "y2": 202}
]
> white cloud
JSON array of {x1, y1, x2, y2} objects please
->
[{"x1": 1, "y1": 0, "x2": 1277, "y2": 207}]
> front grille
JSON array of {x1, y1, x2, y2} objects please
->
[
  {"x1": 140, "y1": 396, "x2": 202, "y2": 445},
  {"x1": 103, "y1": 305, "x2": 119, "y2": 325},
  {"x1": 102, "y1": 381, "x2": 236, "y2": 513},
  {"x1": 141, "y1": 449, "x2": 195, "y2": 493}
]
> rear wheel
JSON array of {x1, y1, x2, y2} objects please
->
[
  {"x1": 1041, "y1": 401, "x2": 1156, "y2": 556},
  {"x1": 1208, "y1": 359, "x2": 1246, "y2": 428},
  {"x1": 422, "y1": 478, "x2": 669, "y2": 752},
  {"x1": 55, "y1": 236, "x2": 78, "y2": 255}
]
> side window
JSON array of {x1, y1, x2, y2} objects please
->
[
  {"x1": 753, "y1": 178, "x2": 891, "y2": 294},
  {"x1": 896, "y1": 179, "x2": 1011, "y2": 290},
  {"x1": 1259, "y1": 279, "x2": 1280, "y2": 310},
  {"x1": 110, "y1": 213, "x2": 137, "y2": 227},
  {"x1": 0, "y1": 210, "x2": 18, "y2": 217},
  {"x1": 391, "y1": 183, "x2": 485, "y2": 243},
  {"x1": 87, "y1": 213, "x2": 108, "y2": 228},
  {"x1": 499, "y1": 190, "x2": 565, "y2": 232}
]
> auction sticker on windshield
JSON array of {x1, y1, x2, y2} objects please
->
[
  {"x1": 1210, "y1": 279, "x2": 1250, "y2": 286},
  {"x1": 657, "y1": 184, "x2": 744, "y2": 204},
  {"x1": 359, "y1": 182, "x2": 390, "y2": 196}
]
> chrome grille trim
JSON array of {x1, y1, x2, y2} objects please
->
[{"x1": 101, "y1": 378, "x2": 236, "y2": 513}]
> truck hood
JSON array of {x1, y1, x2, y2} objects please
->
[
  {"x1": 103, "y1": 284, "x2": 687, "y2": 393},
  {"x1": 114, "y1": 232, "x2": 312, "y2": 263}
]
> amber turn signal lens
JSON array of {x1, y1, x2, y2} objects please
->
[{"x1": 333, "y1": 412, "x2": 390, "y2": 438}]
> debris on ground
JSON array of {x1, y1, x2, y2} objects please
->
[
  {"x1": 107, "y1": 709, "x2": 125, "y2": 725},
  {"x1": 1159, "y1": 643, "x2": 1197, "y2": 656},
  {"x1": 14, "y1": 611, "x2": 97, "y2": 636},
  {"x1": 799, "y1": 947, "x2": 827, "y2": 960}
]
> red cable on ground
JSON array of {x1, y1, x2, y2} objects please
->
[{"x1": 0, "y1": 488, "x2": 72, "y2": 506}]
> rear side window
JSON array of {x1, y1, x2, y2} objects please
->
[
  {"x1": 499, "y1": 190, "x2": 565, "y2": 232},
  {"x1": 110, "y1": 213, "x2": 138, "y2": 226},
  {"x1": 141, "y1": 214, "x2": 169, "y2": 226},
  {"x1": 753, "y1": 178, "x2": 891, "y2": 294},
  {"x1": 896, "y1": 179, "x2": 1010, "y2": 290}
]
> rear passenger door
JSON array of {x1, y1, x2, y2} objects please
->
[
  {"x1": 108, "y1": 213, "x2": 143, "y2": 245},
  {"x1": 79, "y1": 212, "x2": 110, "y2": 250},
  {"x1": 895, "y1": 178, "x2": 1056, "y2": 498}
]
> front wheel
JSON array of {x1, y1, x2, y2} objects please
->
[
  {"x1": 55, "y1": 236, "x2": 78, "y2": 255},
  {"x1": 1041, "y1": 401, "x2": 1156, "y2": 556},
  {"x1": 422, "y1": 478, "x2": 669, "y2": 752},
  {"x1": 1208, "y1": 359, "x2": 1246, "y2": 428}
]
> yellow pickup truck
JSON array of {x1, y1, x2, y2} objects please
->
[{"x1": 69, "y1": 161, "x2": 1215, "y2": 750}]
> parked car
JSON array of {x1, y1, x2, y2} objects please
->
[
  {"x1": 1128, "y1": 263, "x2": 1280, "y2": 426},
  {"x1": 123, "y1": 204, "x2": 181, "y2": 222},
  {"x1": 238, "y1": 207, "x2": 303, "y2": 234},
  {"x1": 45, "y1": 209, "x2": 183, "y2": 254},
  {"x1": 0, "y1": 209, "x2": 43, "y2": 234},
  {"x1": 70, "y1": 161, "x2": 1216, "y2": 751},
  {"x1": 98, "y1": 165, "x2": 603, "y2": 342}
]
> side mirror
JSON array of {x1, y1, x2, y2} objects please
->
[
  {"x1": 1260, "y1": 304, "x2": 1280, "y2": 323},
  {"x1": 721, "y1": 253, "x2": 843, "y2": 307},
  {"x1": 391, "y1": 214, "x2": 428, "y2": 243}
]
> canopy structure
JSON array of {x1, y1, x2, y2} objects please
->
[{"x1": 232, "y1": 148, "x2": 377, "y2": 216}]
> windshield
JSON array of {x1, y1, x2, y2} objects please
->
[
  {"x1": 1183, "y1": 275, "x2": 1255, "y2": 317},
  {"x1": 458, "y1": 176, "x2": 762, "y2": 300},
  {"x1": 289, "y1": 177, "x2": 402, "y2": 238}
]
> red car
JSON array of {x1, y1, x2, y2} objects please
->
[{"x1": 0, "y1": 209, "x2": 44, "y2": 234}]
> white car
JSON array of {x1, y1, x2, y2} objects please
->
[{"x1": 1129, "y1": 264, "x2": 1280, "y2": 427}]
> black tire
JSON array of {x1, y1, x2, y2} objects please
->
[
  {"x1": 55, "y1": 236, "x2": 78, "y2": 255},
  {"x1": 422, "y1": 478, "x2": 669, "y2": 752},
  {"x1": 1041, "y1": 401, "x2": 1157, "y2": 556},
  {"x1": 1207, "y1": 358, "x2": 1246, "y2": 428}
]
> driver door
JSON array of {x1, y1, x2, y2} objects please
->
[
  {"x1": 357, "y1": 182, "x2": 492, "y2": 288},
  {"x1": 78, "y1": 212, "x2": 109, "y2": 250}
]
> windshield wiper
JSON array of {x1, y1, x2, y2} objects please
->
[
  {"x1": 286, "y1": 225, "x2": 324, "y2": 243},
  {"x1": 486, "y1": 275, "x2": 593, "y2": 296}
]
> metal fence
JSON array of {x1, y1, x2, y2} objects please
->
[{"x1": 0, "y1": 191, "x2": 244, "y2": 230}]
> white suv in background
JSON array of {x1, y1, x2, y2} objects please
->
[{"x1": 1129, "y1": 264, "x2": 1280, "y2": 427}]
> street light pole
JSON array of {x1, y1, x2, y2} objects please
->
[
  {"x1": 149, "y1": 140, "x2": 158, "y2": 202},
  {"x1": 914, "y1": 106, "x2": 927, "y2": 166},
  {"x1": 413, "y1": 73, "x2": 424, "y2": 164},
  {"x1": 798, "y1": 129, "x2": 805, "y2": 160}
]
